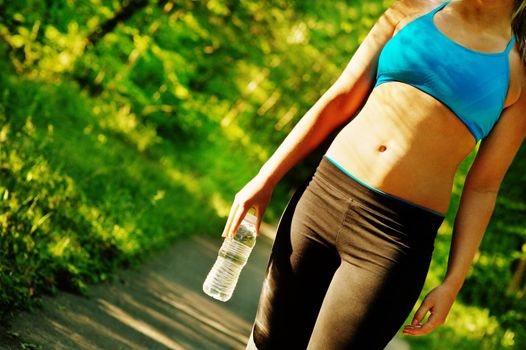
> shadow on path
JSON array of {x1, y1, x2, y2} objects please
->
[{"x1": 0, "y1": 223, "x2": 411, "y2": 350}]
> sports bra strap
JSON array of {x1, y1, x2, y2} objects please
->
[
  {"x1": 430, "y1": 1, "x2": 449, "y2": 16},
  {"x1": 504, "y1": 35, "x2": 516, "y2": 54},
  {"x1": 431, "y1": 0, "x2": 515, "y2": 55}
]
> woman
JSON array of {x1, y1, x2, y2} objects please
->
[{"x1": 221, "y1": 0, "x2": 526, "y2": 348}]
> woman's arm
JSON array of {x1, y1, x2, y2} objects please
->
[
  {"x1": 405, "y1": 67, "x2": 526, "y2": 336},
  {"x1": 257, "y1": 0, "x2": 417, "y2": 188}
]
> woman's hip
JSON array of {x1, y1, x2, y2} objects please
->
[{"x1": 299, "y1": 156, "x2": 445, "y2": 265}]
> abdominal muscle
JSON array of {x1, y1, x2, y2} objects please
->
[{"x1": 324, "y1": 82, "x2": 477, "y2": 215}]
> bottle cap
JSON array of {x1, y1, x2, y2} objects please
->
[{"x1": 243, "y1": 213, "x2": 257, "y2": 226}]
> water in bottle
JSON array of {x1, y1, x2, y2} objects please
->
[{"x1": 203, "y1": 213, "x2": 258, "y2": 302}]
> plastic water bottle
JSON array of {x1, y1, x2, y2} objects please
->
[{"x1": 203, "y1": 213, "x2": 258, "y2": 302}]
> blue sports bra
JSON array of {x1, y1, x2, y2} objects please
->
[{"x1": 374, "y1": 0, "x2": 515, "y2": 142}]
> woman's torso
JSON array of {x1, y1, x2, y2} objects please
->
[{"x1": 325, "y1": 0, "x2": 522, "y2": 215}]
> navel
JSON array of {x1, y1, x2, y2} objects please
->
[{"x1": 378, "y1": 145, "x2": 387, "y2": 152}]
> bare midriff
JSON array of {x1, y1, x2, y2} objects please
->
[{"x1": 324, "y1": 82, "x2": 478, "y2": 216}]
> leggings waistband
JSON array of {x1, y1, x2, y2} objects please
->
[
  {"x1": 323, "y1": 155, "x2": 445, "y2": 218},
  {"x1": 318, "y1": 155, "x2": 445, "y2": 234}
]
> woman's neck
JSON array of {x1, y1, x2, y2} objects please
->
[
  {"x1": 455, "y1": 0, "x2": 514, "y2": 24},
  {"x1": 452, "y1": 0, "x2": 514, "y2": 35}
]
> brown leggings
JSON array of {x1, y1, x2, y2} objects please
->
[{"x1": 251, "y1": 156, "x2": 445, "y2": 350}]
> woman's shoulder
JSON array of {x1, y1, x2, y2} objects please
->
[
  {"x1": 386, "y1": 0, "x2": 442, "y2": 18},
  {"x1": 389, "y1": 0, "x2": 443, "y2": 34}
]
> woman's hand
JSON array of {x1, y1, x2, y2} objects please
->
[
  {"x1": 221, "y1": 174, "x2": 275, "y2": 239},
  {"x1": 403, "y1": 283, "x2": 458, "y2": 336}
]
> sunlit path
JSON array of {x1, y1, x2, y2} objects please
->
[{"x1": 0, "y1": 223, "x2": 410, "y2": 350}]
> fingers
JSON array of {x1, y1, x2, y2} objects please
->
[
  {"x1": 403, "y1": 298, "x2": 432, "y2": 336},
  {"x1": 420, "y1": 311, "x2": 442, "y2": 334},
  {"x1": 221, "y1": 181, "x2": 269, "y2": 239},
  {"x1": 222, "y1": 203, "x2": 246, "y2": 239},
  {"x1": 403, "y1": 311, "x2": 442, "y2": 336},
  {"x1": 254, "y1": 207, "x2": 263, "y2": 236},
  {"x1": 403, "y1": 296, "x2": 446, "y2": 336},
  {"x1": 221, "y1": 200, "x2": 238, "y2": 238},
  {"x1": 412, "y1": 298, "x2": 432, "y2": 325}
]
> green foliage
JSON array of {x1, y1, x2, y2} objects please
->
[
  {"x1": 0, "y1": 0, "x2": 524, "y2": 348},
  {"x1": 0, "y1": 75, "x2": 222, "y2": 316}
]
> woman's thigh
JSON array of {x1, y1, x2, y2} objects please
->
[
  {"x1": 252, "y1": 175, "x2": 351, "y2": 350},
  {"x1": 306, "y1": 200, "x2": 437, "y2": 350}
]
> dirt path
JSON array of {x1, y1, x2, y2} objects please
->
[{"x1": 0, "y1": 223, "x2": 411, "y2": 350}]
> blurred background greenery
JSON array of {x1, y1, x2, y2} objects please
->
[{"x1": 0, "y1": 0, "x2": 524, "y2": 348}]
